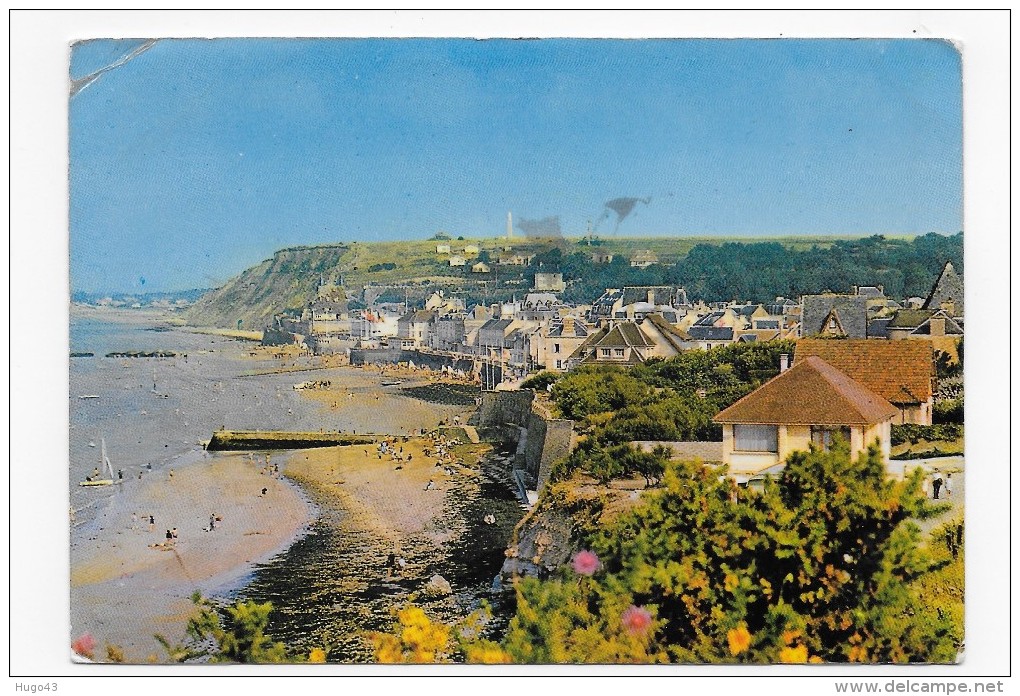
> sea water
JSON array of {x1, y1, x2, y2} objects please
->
[{"x1": 70, "y1": 309, "x2": 351, "y2": 536}]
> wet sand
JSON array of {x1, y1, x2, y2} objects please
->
[
  {"x1": 70, "y1": 452, "x2": 311, "y2": 662},
  {"x1": 285, "y1": 436, "x2": 485, "y2": 552}
]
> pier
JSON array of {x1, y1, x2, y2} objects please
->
[{"x1": 206, "y1": 429, "x2": 376, "y2": 451}]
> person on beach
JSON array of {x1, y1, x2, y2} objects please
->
[
  {"x1": 261, "y1": 487, "x2": 268, "y2": 496},
  {"x1": 165, "y1": 529, "x2": 173, "y2": 544},
  {"x1": 209, "y1": 514, "x2": 216, "y2": 531},
  {"x1": 945, "y1": 473, "x2": 953, "y2": 497},
  {"x1": 932, "y1": 471, "x2": 943, "y2": 500},
  {"x1": 149, "y1": 515, "x2": 155, "y2": 531},
  {"x1": 171, "y1": 528, "x2": 178, "y2": 539}
]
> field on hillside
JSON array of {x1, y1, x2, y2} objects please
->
[{"x1": 185, "y1": 233, "x2": 945, "y2": 329}]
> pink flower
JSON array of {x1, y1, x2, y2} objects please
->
[
  {"x1": 621, "y1": 605, "x2": 653, "y2": 636},
  {"x1": 571, "y1": 550, "x2": 600, "y2": 576},
  {"x1": 71, "y1": 632, "x2": 96, "y2": 658}
]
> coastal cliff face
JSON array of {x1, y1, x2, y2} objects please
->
[
  {"x1": 500, "y1": 479, "x2": 644, "y2": 580},
  {"x1": 185, "y1": 245, "x2": 351, "y2": 329}
]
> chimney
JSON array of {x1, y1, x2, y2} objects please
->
[{"x1": 779, "y1": 353, "x2": 791, "y2": 372}]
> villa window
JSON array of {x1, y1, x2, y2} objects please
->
[
  {"x1": 614, "y1": 348, "x2": 625, "y2": 357},
  {"x1": 810, "y1": 426, "x2": 850, "y2": 451},
  {"x1": 600, "y1": 349, "x2": 611, "y2": 357},
  {"x1": 554, "y1": 343, "x2": 561, "y2": 353},
  {"x1": 733, "y1": 424, "x2": 778, "y2": 453}
]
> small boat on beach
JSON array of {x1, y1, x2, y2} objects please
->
[
  {"x1": 79, "y1": 439, "x2": 116, "y2": 487},
  {"x1": 381, "y1": 380, "x2": 404, "y2": 387},
  {"x1": 78, "y1": 395, "x2": 100, "y2": 400}
]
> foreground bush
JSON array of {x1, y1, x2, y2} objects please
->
[{"x1": 504, "y1": 443, "x2": 961, "y2": 663}]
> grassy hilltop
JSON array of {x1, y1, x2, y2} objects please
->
[{"x1": 184, "y1": 233, "x2": 959, "y2": 329}]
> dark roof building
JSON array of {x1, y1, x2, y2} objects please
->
[
  {"x1": 687, "y1": 326, "x2": 734, "y2": 342},
  {"x1": 922, "y1": 261, "x2": 964, "y2": 317},
  {"x1": 801, "y1": 294, "x2": 868, "y2": 338}
]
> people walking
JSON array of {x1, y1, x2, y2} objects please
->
[{"x1": 932, "y1": 470, "x2": 944, "y2": 500}]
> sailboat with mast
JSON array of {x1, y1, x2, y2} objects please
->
[{"x1": 79, "y1": 438, "x2": 116, "y2": 487}]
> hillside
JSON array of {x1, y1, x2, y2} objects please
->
[{"x1": 184, "y1": 234, "x2": 960, "y2": 329}]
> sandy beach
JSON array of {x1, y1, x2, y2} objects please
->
[
  {"x1": 286, "y1": 434, "x2": 488, "y2": 555},
  {"x1": 70, "y1": 452, "x2": 311, "y2": 663},
  {"x1": 68, "y1": 309, "x2": 508, "y2": 663}
]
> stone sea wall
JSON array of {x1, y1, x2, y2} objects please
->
[
  {"x1": 350, "y1": 347, "x2": 479, "y2": 374},
  {"x1": 473, "y1": 390, "x2": 575, "y2": 493}
]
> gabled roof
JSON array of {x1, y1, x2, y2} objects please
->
[
  {"x1": 595, "y1": 322, "x2": 655, "y2": 348},
  {"x1": 887, "y1": 309, "x2": 935, "y2": 329},
  {"x1": 735, "y1": 329, "x2": 780, "y2": 343},
  {"x1": 579, "y1": 349, "x2": 645, "y2": 366},
  {"x1": 922, "y1": 261, "x2": 964, "y2": 315},
  {"x1": 693, "y1": 310, "x2": 726, "y2": 327},
  {"x1": 802, "y1": 294, "x2": 868, "y2": 338},
  {"x1": 910, "y1": 314, "x2": 964, "y2": 336},
  {"x1": 399, "y1": 309, "x2": 436, "y2": 324},
  {"x1": 715, "y1": 356, "x2": 898, "y2": 426},
  {"x1": 688, "y1": 326, "x2": 734, "y2": 341},
  {"x1": 642, "y1": 313, "x2": 690, "y2": 351},
  {"x1": 795, "y1": 338, "x2": 933, "y2": 405},
  {"x1": 479, "y1": 318, "x2": 514, "y2": 332}
]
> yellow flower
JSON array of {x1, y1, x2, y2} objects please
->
[
  {"x1": 779, "y1": 644, "x2": 809, "y2": 663},
  {"x1": 727, "y1": 624, "x2": 752, "y2": 656},
  {"x1": 308, "y1": 648, "x2": 327, "y2": 663},
  {"x1": 724, "y1": 573, "x2": 739, "y2": 593},
  {"x1": 466, "y1": 644, "x2": 513, "y2": 664},
  {"x1": 781, "y1": 629, "x2": 801, "y2": 645}
]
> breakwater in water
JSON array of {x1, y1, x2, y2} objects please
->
[{"x1": 207, "y1": 430, "x2": 377, "y2": 451}]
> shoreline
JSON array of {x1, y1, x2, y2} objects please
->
[
  {"x1": 70, "y1": 450, "x2": 313, "y2": 663},
  {"x1": 69, "y1": 310, "x2": 487, "y2": 663}
]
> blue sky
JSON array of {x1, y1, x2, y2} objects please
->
[{"x1": 69, "y1": 38, "x2": 962, "y2": 293}]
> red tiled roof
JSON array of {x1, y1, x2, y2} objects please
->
[
  {"x1": 714, "y1": 356, "x2": 898, "y2": 426},
  {"x1": 793, "y1": 338, "x2": 933, "y2": 404}
]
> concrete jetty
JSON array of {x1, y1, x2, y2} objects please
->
[{"x1": 206, "y1": 429, "x2": 376, "y2": 451}]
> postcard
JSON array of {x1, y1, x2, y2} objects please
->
[{"x1": 62, "y1": 34, "x2": 971, "y2": 668}]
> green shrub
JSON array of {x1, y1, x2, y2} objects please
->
[
  {"x1": 890, "y1": 423, "x2": 963, "y2": 446},
  {"x1": 505, "y1": 445, "x2": 961, "y2": 663},
  {"x1": 521, "y1": 370, "x2": 559, "y2": 391},
  {"x1": 933, "y1": 399, "x2": 964, "y2": 424}
]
